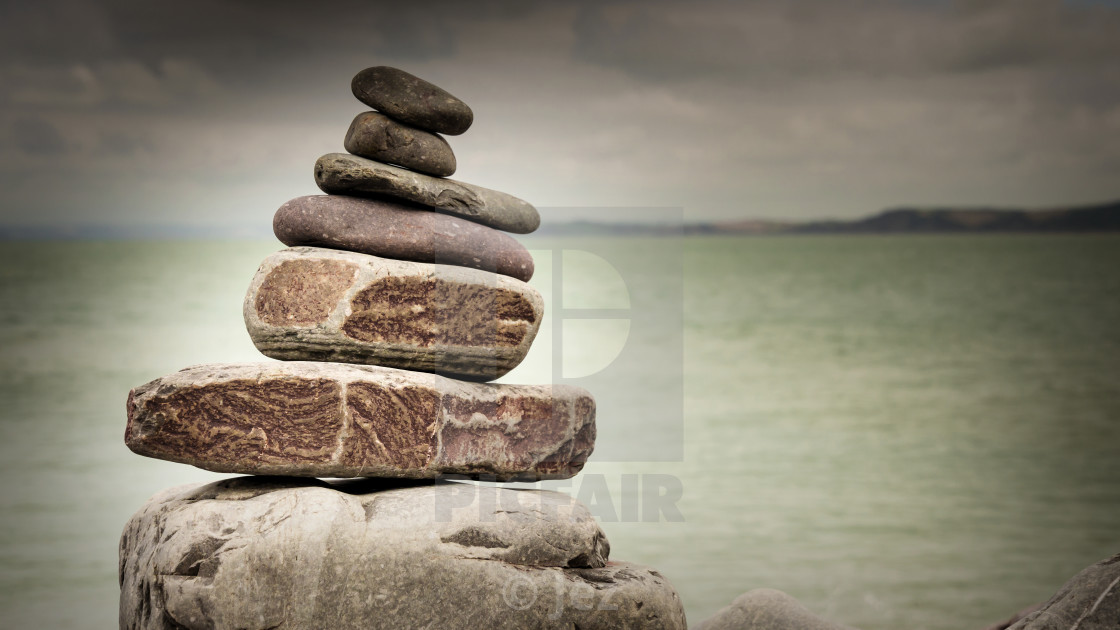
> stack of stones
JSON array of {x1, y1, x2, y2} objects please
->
[{"x1": 118, "y1": 66, "x2": 687, "y2": 629}]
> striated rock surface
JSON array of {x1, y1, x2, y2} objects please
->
[
  {"x1": 244, "y1": 247, "x2": 541, "y2": 380},
  {"x1": 124, "y1": 361, "x2": 595, "y2": 480},
  {"x1": 982, "y1": 604, "x2": 1044, "y2": 630},
  {"x1": 693, "y1": 589, "x2": 856, "y2": 630},
  {"x1": 315, "y1": 153, "x2": 540, "y2": 234},
  {"x1": 120, "y1": 477, "x2": 685, "y2": 629},
  {"x1": 351, "y1": 65, "x2": 473, "y2": 135},
  {"x1": 273, "y1": 195, "x2": 534, "y2": 281},
  {"x1": 344, "y1": 111, "x2": 456, "y2": 177},
  {"x1": 1007, "y1": 553, "x2": 1120, "y2": 630}
]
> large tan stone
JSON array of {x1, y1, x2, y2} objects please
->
[
  {"x1": 244, "y1": 247, "x2": 542, "y2": 381},
  {"x1": 119, "y1": 477, "x2": 687, "y2": 629},
  {"x1": 124, "y1": 362, "x2": 595, "y2": 480}
]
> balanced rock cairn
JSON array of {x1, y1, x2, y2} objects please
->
[{"x1": 119, "y1": 66, "x2": 687, "y2": 629}]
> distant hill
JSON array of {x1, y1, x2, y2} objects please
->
[
  {"x1": 535, "y1": 199, "x2": 1120, "y2": 236},
  {"x1": 789, "y1": 199, "x2": 1120, "y2": 234},
  {"x1": 4, "y1": 199, "x2": 1119, "y2": 240}
]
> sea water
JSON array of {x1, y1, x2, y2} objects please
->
[{"x1": 0, "y1": 235, "x2": 1117, "y2": 629}]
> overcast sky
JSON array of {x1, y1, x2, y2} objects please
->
[{"x1": 2, "y1": 0, "x2": 1119, "y2": 232}]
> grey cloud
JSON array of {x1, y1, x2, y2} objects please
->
[
  {"x1": 97, "y1": 129, "x2": 153, "y2": 156},
  {"x1": 0, "y1": 0, "x2": 541, "y2": 115},
  {"x1": 0, "y1": 0, "x2": 1117, "y2": 227},
  {"x1": 0, "y1": 59, "x2": 223, "y2": 114},
  {"x1": 0, "y1": 1, "x2": 118, "y2": 62},
  {"x1": 9, "y1": 117, "x2": 67, "y2": 156},
  {"x1": 572, "y1": 0, "x2": 1120, "y2": 82},
  {"x1": 0, "y1": 0, "x2": 533, "y2": 77}
]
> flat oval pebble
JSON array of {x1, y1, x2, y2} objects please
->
[
  {"x1": 315, "y1": 153, "x2": 540, "y2": 234},
  {"x1": 274, "y1": 195, "x2": 534, "y2": 281},
  {"x1": 351, "y1": 66, "x2": 473, "y2": 135},
  {"x1": 125, "y1": 362, "x2": 595, "y2": 480},
  {"x1": 345, "y1": 111, "x2": 456, "y2": 177},
  {"x1": 244, "y1": 247, "x2": 543, "y2": 381}
]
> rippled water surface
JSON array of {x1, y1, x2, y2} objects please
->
[{"x1": 1, "y1": 235, "x2": 1118, "y2": 629}]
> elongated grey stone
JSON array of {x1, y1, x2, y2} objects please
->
[
  {"x1": 273, "y1": 195, "x2": 534, "y2": 281},
  {"x1": 120, "y1": 478, "x2": 686, "y2": 629},
  {"x1": 124, "y1": 362, "x2": 596, "y2": 480},
  {"x1": 315, "y1": 153, "x2": 540, "y2": 234},
  {"x1": 351, "y1": 65, "x2": 473, "y2": 135},
  {"x1": 244, "y1": 247, "x2": 541, "y2": 380},
  {"x1": 345, "y1": 111, "x2": 456, "y2": 177}
]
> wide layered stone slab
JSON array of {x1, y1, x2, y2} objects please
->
[
  {"x1": 345, "y1": 111, "x2": 456, "y2": 177},
  {"x1": 245, "y1": 247, "x2": 541, "y2": 380},
  {"x1": 125, "y1": 361, "x2": 594, "y2": 480},
  {"x1": 315, "y1": 153, "x2": 540, "y2": 234},
  {"x1": 273, "y1": 196, "x2": 534, "y2": 281},
  {"x1": 120, "y1": 477, "x2": 685, "y2": 629},
  {"x1": 351, "y1": 65, "x2": 473, "y2": 135}
]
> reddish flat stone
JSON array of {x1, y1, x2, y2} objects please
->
[
  {"x1": 125, "y1": 362, "x2": 596, "y2": 480},
  {"x1": 273, "y1": 195, "x2": 534, "y2": 281}
]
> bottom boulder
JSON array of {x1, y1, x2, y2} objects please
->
[
  {"x1": 119, "y1": 477, "x2": 685, "y2": 629},
  {"x1": 693, "y1": 589, "x2": 855, "y2": 630},
  {"x1": 1007, "y1": 552, "x2": 1120, "y2": 630}
]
